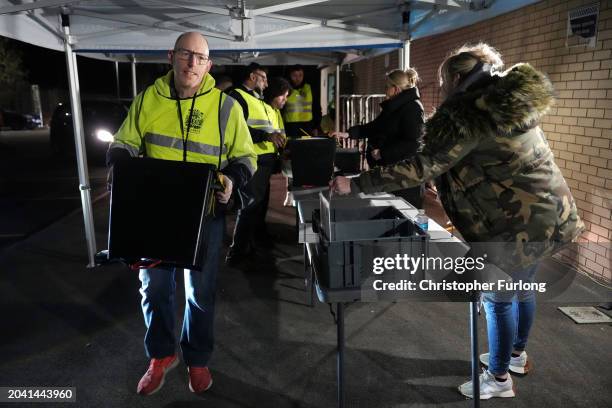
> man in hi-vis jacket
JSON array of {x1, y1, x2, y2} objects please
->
[
  {"x1": 107, "y1": 32, "x2": 256, "y2": 396},
  {"x1": 225, "y1": 63, "x2": 285, "y2": 265}
]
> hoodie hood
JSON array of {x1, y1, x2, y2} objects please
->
[
  {"x1": 425, "y1": 63, "x2": 555, "y2": 150},
  {"x1": 154, "y1": 71, "x2": 216, "y2": 99}
]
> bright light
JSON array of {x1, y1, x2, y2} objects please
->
[{"x1": 96, "y1": 129, "x2": 114, "y2": 142}]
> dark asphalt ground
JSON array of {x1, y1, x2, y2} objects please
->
[{"x1": 0, "y1": 128, "x2": 107, "y2": 249}]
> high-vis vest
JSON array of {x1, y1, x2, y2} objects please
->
[
  {"x1": 110, "y1": 71, "x2": 256, "y2": 174},
  {"x1": 235, "y1": 88, "x2": 278, "y2": 156},
  {"x1": 270, "y1": 106, "x2": 285, "y2": 137},
  {"x1": 284, "y1": 83, "x2": 313, "y2": 123}
]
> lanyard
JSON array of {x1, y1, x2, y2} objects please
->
[{"x1": 176, "y1": 93, "x2": 198, "y2": 162}]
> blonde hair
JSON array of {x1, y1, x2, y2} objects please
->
[
  {"x1": 439, "y1": 43, "x2": 503, "y2": 97},
  {"x1": 386, "y1": 68, "x2": 419, "y2": 90}
]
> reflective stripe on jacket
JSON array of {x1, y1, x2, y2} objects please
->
[
  {"x1": 284, "y1": 83, "x2": 313, "y2": 123},
  {"x1": 270, "y1": 106, "x2": 285, "y2": 137},
  {"x1": 110, "y1": 71, "x2": 257, "y2": 177},
  {"x1": 235, "y1": 88, "x2": 276, "y2": 156}
]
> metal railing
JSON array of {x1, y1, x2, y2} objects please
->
[
  {"x1": 337, "y1": 94, "x2": 385, "y2": 169},
  {"x1": 339, "y1": 94, "x2": 385, "y2": 132}
]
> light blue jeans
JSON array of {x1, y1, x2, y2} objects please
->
[{"x1": 482, "y1": 263, "x2": 538, "y2": 375}]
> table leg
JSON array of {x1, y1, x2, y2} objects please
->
[
  {"x1": 304, "y1": 246, "x2": 314, "y2": 307},
  {"x1": 337, "y1": 302, "x2": 345, "y2": 408},
  {"x1": 309, "y1": 263, "x2": 315, "y2": 307},
  {"x1": 470, "y1": 301, "x2": 480, "y2": 408}
]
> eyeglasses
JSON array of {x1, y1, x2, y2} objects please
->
[
  {"x1": 253, "y1": 72, "x2": 268, "y2": 82},
  {"x1": 174, "y1": 48, "x2": 210, "y2": 65}
]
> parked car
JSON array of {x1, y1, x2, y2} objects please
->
[
  {"x1": 50, "y1": 100, "x2": 128, "y2": 162},
  {"x1": 0, "y1": 109, "x2": 42, "y2": 130}
]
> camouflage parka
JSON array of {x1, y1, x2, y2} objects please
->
[{"x1": 357, "y1": 63, "x2": 584, "y2": 271}]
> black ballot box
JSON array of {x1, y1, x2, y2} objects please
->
[
  {"x1": 312, "y1": 194, "x2": 428, "y2": 289},
  {"x1": 108, "y1": 158, "x2": 217, "y2": 269},
  {"x1": 334, "y1": 147, "x2": 361, "y2": 174},
  {"x1": 287, "y1": 137, "x2": 336, "y2": 187}
]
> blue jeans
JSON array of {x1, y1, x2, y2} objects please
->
[
  {"x1": 138, "y1": 216, "x2": 224, "y2": 367},
  {"x1": 482, "y1": 263, "x2": 538, "y2": 375}
]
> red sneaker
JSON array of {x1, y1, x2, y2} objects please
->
[
  {"x1": 136, "y1": 355, "x2": 179, "y2": 395},
  {"x1": 188, "y1": 366, "x2": 213, "y2": 393}
]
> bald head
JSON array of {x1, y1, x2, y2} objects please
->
[
  {"x1": 173, "y1": 32, "x2": 209, "y2": 51},
  {"x1": 169, "y1": 32, "x2": 212, "y2": 98}
]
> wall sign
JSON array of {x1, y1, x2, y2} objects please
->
[{"x1": 566, "y1": 3, "x2": 599, "y2": 48}]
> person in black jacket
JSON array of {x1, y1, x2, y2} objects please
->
[{"x1": 331, "y1": 68, "x2": 424, "y2": 207}]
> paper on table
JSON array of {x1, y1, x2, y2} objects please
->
[
  {"x1": 399, "y1": 209, "x2": 460, "y2": 242},
  {"x1": 366, "y1": 197, "x2": 414, "y2": 210}
]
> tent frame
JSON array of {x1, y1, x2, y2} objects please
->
[{"x1": 61, "y1": 11, "x2": 97, "y2": 267}]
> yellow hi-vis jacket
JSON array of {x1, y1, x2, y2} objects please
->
[
  {"x1": 284, "y1": 83, "x2": 313, "y2": 123},
  {"x1": 270, "y1": 106, "x2": 285, "y2": 139},
  {"x1": 264, "y1": 102, "x2": 286, "y2": 150},
  {"x1": 110, "y1": 71, "x2": 257, "y2": 182},
  {"x1": 234, "y1": 88, "x2": 282, "y2": 156}
]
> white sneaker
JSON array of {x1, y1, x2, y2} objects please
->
[
  {"x1": 458, "y1": 369, "x2": 515, "y2": 399},
  {"x1": 480, "y1": 351, "x2": 531, "y2": 375}
]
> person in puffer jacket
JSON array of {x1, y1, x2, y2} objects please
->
[
  {"x1": 331, "y1": 43, "x2": 583, "y2": 400},
  {"x1": 331, "y1": 68, "x2": 425, "y2": 207}
]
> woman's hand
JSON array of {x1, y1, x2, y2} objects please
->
[
  {"x1": 330, "y1": 131, "x2": 349, "y2": 140},
  {"x1": 329, "y1": 176, "x2": 352, "y2": 195}
]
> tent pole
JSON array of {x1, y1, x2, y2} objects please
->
[
  {"x1": 61, "y1": 13, "x2": 97, "y2": 268},
  {"x1": 335, "y1": 64, "x2": 340, "y2": 132},
  {"x1": 131, "y1": 54, "x2": 137, "y2": 98},
  {"x1": 114, "y1": 60, "x2": 120, "y2": 101},
  {"x1": 400, "y1": 40, "x2": 410, "y2": 70}
]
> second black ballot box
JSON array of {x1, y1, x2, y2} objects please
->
[
  {"x1": 288, "y1": 137, "x2": 336, "y2": 187},
  {"x1": 108, "y1": 158, "x2": 217, "y2": 269}
]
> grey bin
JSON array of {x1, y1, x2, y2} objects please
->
[{"x1": 313, "y1": 197, "x2": 428, "y2": 289}]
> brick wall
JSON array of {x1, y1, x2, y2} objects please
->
[
  {"x1": 351, "y1": 52, "x2": 398, "y2": 94},
  {"x1": 351, "y1": 0, "x2": 612, "y2": 282}
]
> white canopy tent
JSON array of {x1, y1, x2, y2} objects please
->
[
  {"x1": 0, "y1": 0, "x2": 539, "y2": 63},
  {"x1": 0, "y1": 0, "x2": 538, "y2": 267}
]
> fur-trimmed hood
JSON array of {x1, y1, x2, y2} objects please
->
[{"x1": 424, "y1": 63, "x2": 555, "y2": 150}]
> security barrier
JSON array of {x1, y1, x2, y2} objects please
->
[{"x1": 338, "y1": 94, "x2": 385, "y2": 169}]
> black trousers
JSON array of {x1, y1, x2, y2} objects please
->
[{"x1": 230, "y1": 161, "x2": 273, "y2": 252}]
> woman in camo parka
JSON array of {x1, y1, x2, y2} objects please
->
[{"x1": 331, "y1": 43, "x2": 583, "y2": 400}]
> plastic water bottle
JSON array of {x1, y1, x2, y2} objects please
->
[{"x1": 415, "y1": 209, "x2": 429, "y2": 232}]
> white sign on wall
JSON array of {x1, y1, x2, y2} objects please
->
[{"x1": 566, "y1": 3, "x2": 599, "y2": 48}]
